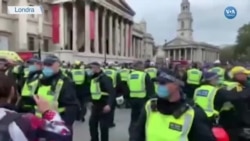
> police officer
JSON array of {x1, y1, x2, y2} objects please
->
[
  {"x1": 19, "y1": 57, "x2": 43, "y2": 113},
  {"x1": 209, "y1": 60, "x2": 226, "y2": 82},
  {"x1": 183, "y1": 63, "x2": 203, "y2": 99},
  {"x1": 21, "y1": 55, "x2": 78, "y2": 141},
  {"x1": 69, "y1": 60, "x2": 90, "y2": 122},
  {"x1": 132, "y1": 72, "x2": 216, "y2": 141},
  {"x1": 127, "y1": 61, "x2": 154, "y2": 141},
  {"x1": 88, "y1": 62, "x2": 116, "y2": 141},
  {"x1": 104, "y1": 65, "x2": 122, "y2": 127},
  {"x1": 145, "y1": 62, "x2": 159, "y2": 94},
  {"x1": 193, "y1": 72, "x2": 250, "y2": 125}
]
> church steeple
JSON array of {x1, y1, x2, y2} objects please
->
[{"x1": 177, "y1": 0, "x2": 193, "y2": 40}]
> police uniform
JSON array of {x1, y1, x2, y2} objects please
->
[
  {"x1": 145, "y1": 67, "x2": 158, "y2": 93},
  {"x1": 209, "y1": 66, "x2": 226, "y2": 82},
  {"x1": 89, "y1": 62, "x2": 116, "y2": 141},
  {"x1": 183, "y1": 68, "x2": 202, "y2": 98},
  {"x1": 127, "y1": 69, "x2": 154, "y2": 140}
]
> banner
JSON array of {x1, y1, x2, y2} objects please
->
[
  {"x1": 90, "y1": 10, "x2": 95, "y2": 40},
  {"x1": 52, "y1": 5, "x2": 60, "y2": 43}
]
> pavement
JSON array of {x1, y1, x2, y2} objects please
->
[{"x1": 73, "y1": 108, "x2": 130, "y2": 141}]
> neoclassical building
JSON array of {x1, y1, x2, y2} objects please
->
[
  {"x1": 0, "y1": 0, "x2": 154, "y2": 63},
  {"x1": 160, "y1": 0, "x2": 220, "y2": 63}
]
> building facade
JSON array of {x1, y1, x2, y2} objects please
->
[
  {"x1": 161, "y1": 0, "x2": 220, "y2": 63},
  {"x1": 0, "y1": 0, "x2": 154, "y2": 63}
]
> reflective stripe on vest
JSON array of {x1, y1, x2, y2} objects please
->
[
  {"x1": 24, "y1": 68, "x2": 29, "y2": 78},
  {"x1": 104, "y1": 69, "x2": 117, "y2": 87},
  {"x1": 119, "y1": 69, "x2": 130, "y2": 81},
  {"x1": 128, "y1": 71, "x2": 146, "y2": 98},
  {"x1": 145, "y1": 99, "x2": 194, "y2": 141},
  {"x1": 186, "y1": 69, "x2": 202, "y2": 85},
  {"x1": 71, "y1": 69, "x2": 85, "y2": 85},
  {"x1": 194, "y1": 85, "x2": 219, "y2": 117},
  {"x1": 90, "y1": 78, "x2": 108, "y2": 100},
  {"x1": 209, "y1": 67, "x2": 225, "y2": 81},
  {"x1": 145, "y1": 68, "x2": 157, "y2": 79},
  {"x1": 35, "y1": 79, "x2": 64, "y2": 117}
]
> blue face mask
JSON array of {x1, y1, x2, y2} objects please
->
[
  {"x1": 42, "y1": 67, "x2": 54, "y2": 77},
  {"x1": 157, "y1": 85, "x2": 169, "y2": 98},
  {"x1": 86, "y1": 69, "x2": 93, "y2": 76},
  {"x1": 28, "y1": 65, "x2": 37, "y2": 72}
]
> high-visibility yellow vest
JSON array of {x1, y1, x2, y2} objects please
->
[
  {"x1": 119, "y1": 68, "x2": 130, "y2": 81},
  {"x1": 145, "y1": 67, "x2": 157, "y2": 79},
  {"x1": 35, "y1": 79, "x2": 64, "y2": 117},
  {"x1": 209, "y1": 67, "x2": 225, "y2": 81},
  {"x1": 71, "y1": 69, "x2": 85, "y2": 85},
  {"x1": 145, "y1": 99, "x2": 194, "y2": 141},
  {"x1": 220, "y1": 81, "x2": 238, "y2": 111},
  {"x1": 23, "y1": 68, "x2": 29, "y2": 78},
  {"x1": 193, "y1": 85, "x2": 219, "y2": 117},
  {"x1": 186, "y1": 68, "x2": 202, "y2": 85},
  {"x1": 127, "y1": 71, "x2": 146, "y2": 98},
  {"x1": 90, "y1": 78, "x2": 108, "y2": 100},
  {"x1": 21, "y1": 78, "x2": 65, "y2": 117},
  {"x1": 104, "y1": 69, "x2": 117, "y2": 87}
]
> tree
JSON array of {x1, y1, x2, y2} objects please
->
[
  {"x1": 220, "y1": 45, "x2": 235, "y2": 62},
  {"x1": 234, "y1": 23, "x2": 250, "y2": 54}
]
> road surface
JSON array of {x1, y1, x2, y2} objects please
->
[{"x1": 73, "y1": 109, "x2": 130, "y2": 141}]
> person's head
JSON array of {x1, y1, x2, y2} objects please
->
[
  {"x1": 230, "y1": 66, "x2": 250, "y2": 83},
  {"x1": 89, "y1": 62, "x2": 101, "y2": 74},
  {"x1": 27, "y1": 57, "x2": 42, "y2": 73},
  {"x1": 0, "y1": 74, "x2": 18, "y2": 104},
  {"x1": 203, "y1": 72, "x2": 220, "y2": 86},
  {"x1": 42, "y1": 55, "x2": 61, "y2": 77},
  {"x1": 156, "y1": 72, "x2": 183, "y2": 102},
  {"x1": 133, "y1": 61, "x2": 144, "y2": 70}
]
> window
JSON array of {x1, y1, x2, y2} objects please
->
[
  {"x1": 28, "y1": 36, "x2": 35, "y2": 50},
  {"x1": 2, "y1": 0, "x2": 8, "y2": 14},
  {"x1": 44, "y1": 9, "x2": 50, "y2": 21},
  {"x1": 43, "y1": 39, "x2": 49, "y2": 51}
]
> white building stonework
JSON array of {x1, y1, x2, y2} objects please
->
[
  {"x1": 162, "y1": 0, "x2": 220, "y2": 63},
  {"x1": 0, "y1": 0, "x2": 154, "y2": 63}
]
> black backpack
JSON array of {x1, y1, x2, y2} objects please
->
[{"x1": 0, "y1": 113, "x2": 22, "y2": 141}]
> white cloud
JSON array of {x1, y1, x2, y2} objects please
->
[{"x1": 126, "y1": 0, "x2": 250, "y2": 46}]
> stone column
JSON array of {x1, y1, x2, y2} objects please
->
[
  {"x1": 115, "y1": 16, "x2": 119, "y2": 56},
  {"x1": 120, "y1": 19, "x2": 124, "y2": 56},
  {"x1": 72, "y1": 3, "x2": 77, "y2": 51},
  {"x1": 190, "y1": 48, "x2": 193, "y2": 61},
  {"x1": 132, "y1": 37, "x2": 135, "y2": 57},
  {"x1": 84, "y1": 1, "x2": 90, "y2": 53},
  {"x1": 129, "y1": 24, "x2": 133, "y2": 57},
  {"x1": 167, "y1": 50, "x2": 170, "y2": 58},
  {"x1": 173, "y1": 50, "x2": 176, "y2": 60},
  {"x1": 125, "y1": 22, "x2": 129, "y2": 57},
  {"x1": 178, "y1": 49, "x2": 181, "y2": 60},
  {"x1": 18, "y1": 0, "x2": 28, "y2": 49},
  {"x1": 108, "y1": 12, "x2": 113, "y2": 55},
  {"x1": 94, "y1": 6, "x2": 99, "y2": 54},
  {"x1": 184, "y1": 48, "x2": 187, "y2": 60},
  {"x1": 102, "y1": 9, "x2": 107, "y2": 55},
  {"x1": 63, "y1": 5, "x2": 68, "y2": 49}
]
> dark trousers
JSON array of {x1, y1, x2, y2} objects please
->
[
  {"x1": 128, "y1": 100, "x2": 145, "y2": 141},
  {"x1": 89, "y1": 106, "x2": 110, "y2": 141},
  {"x1": 109, "y1": 102, "x2": 116, "y2": 125}
]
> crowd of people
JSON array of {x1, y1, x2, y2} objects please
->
[{"x1": 0, "y1": 53, "x2": 250, "y2": 141}]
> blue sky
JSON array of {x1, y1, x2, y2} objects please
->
[{"x1": 126, "y1": 0, "x2": 250, "y2": 46}]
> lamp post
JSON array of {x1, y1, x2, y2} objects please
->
[{"x1": 38, "y1": 0, "x2": 44, "y2": 59}]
